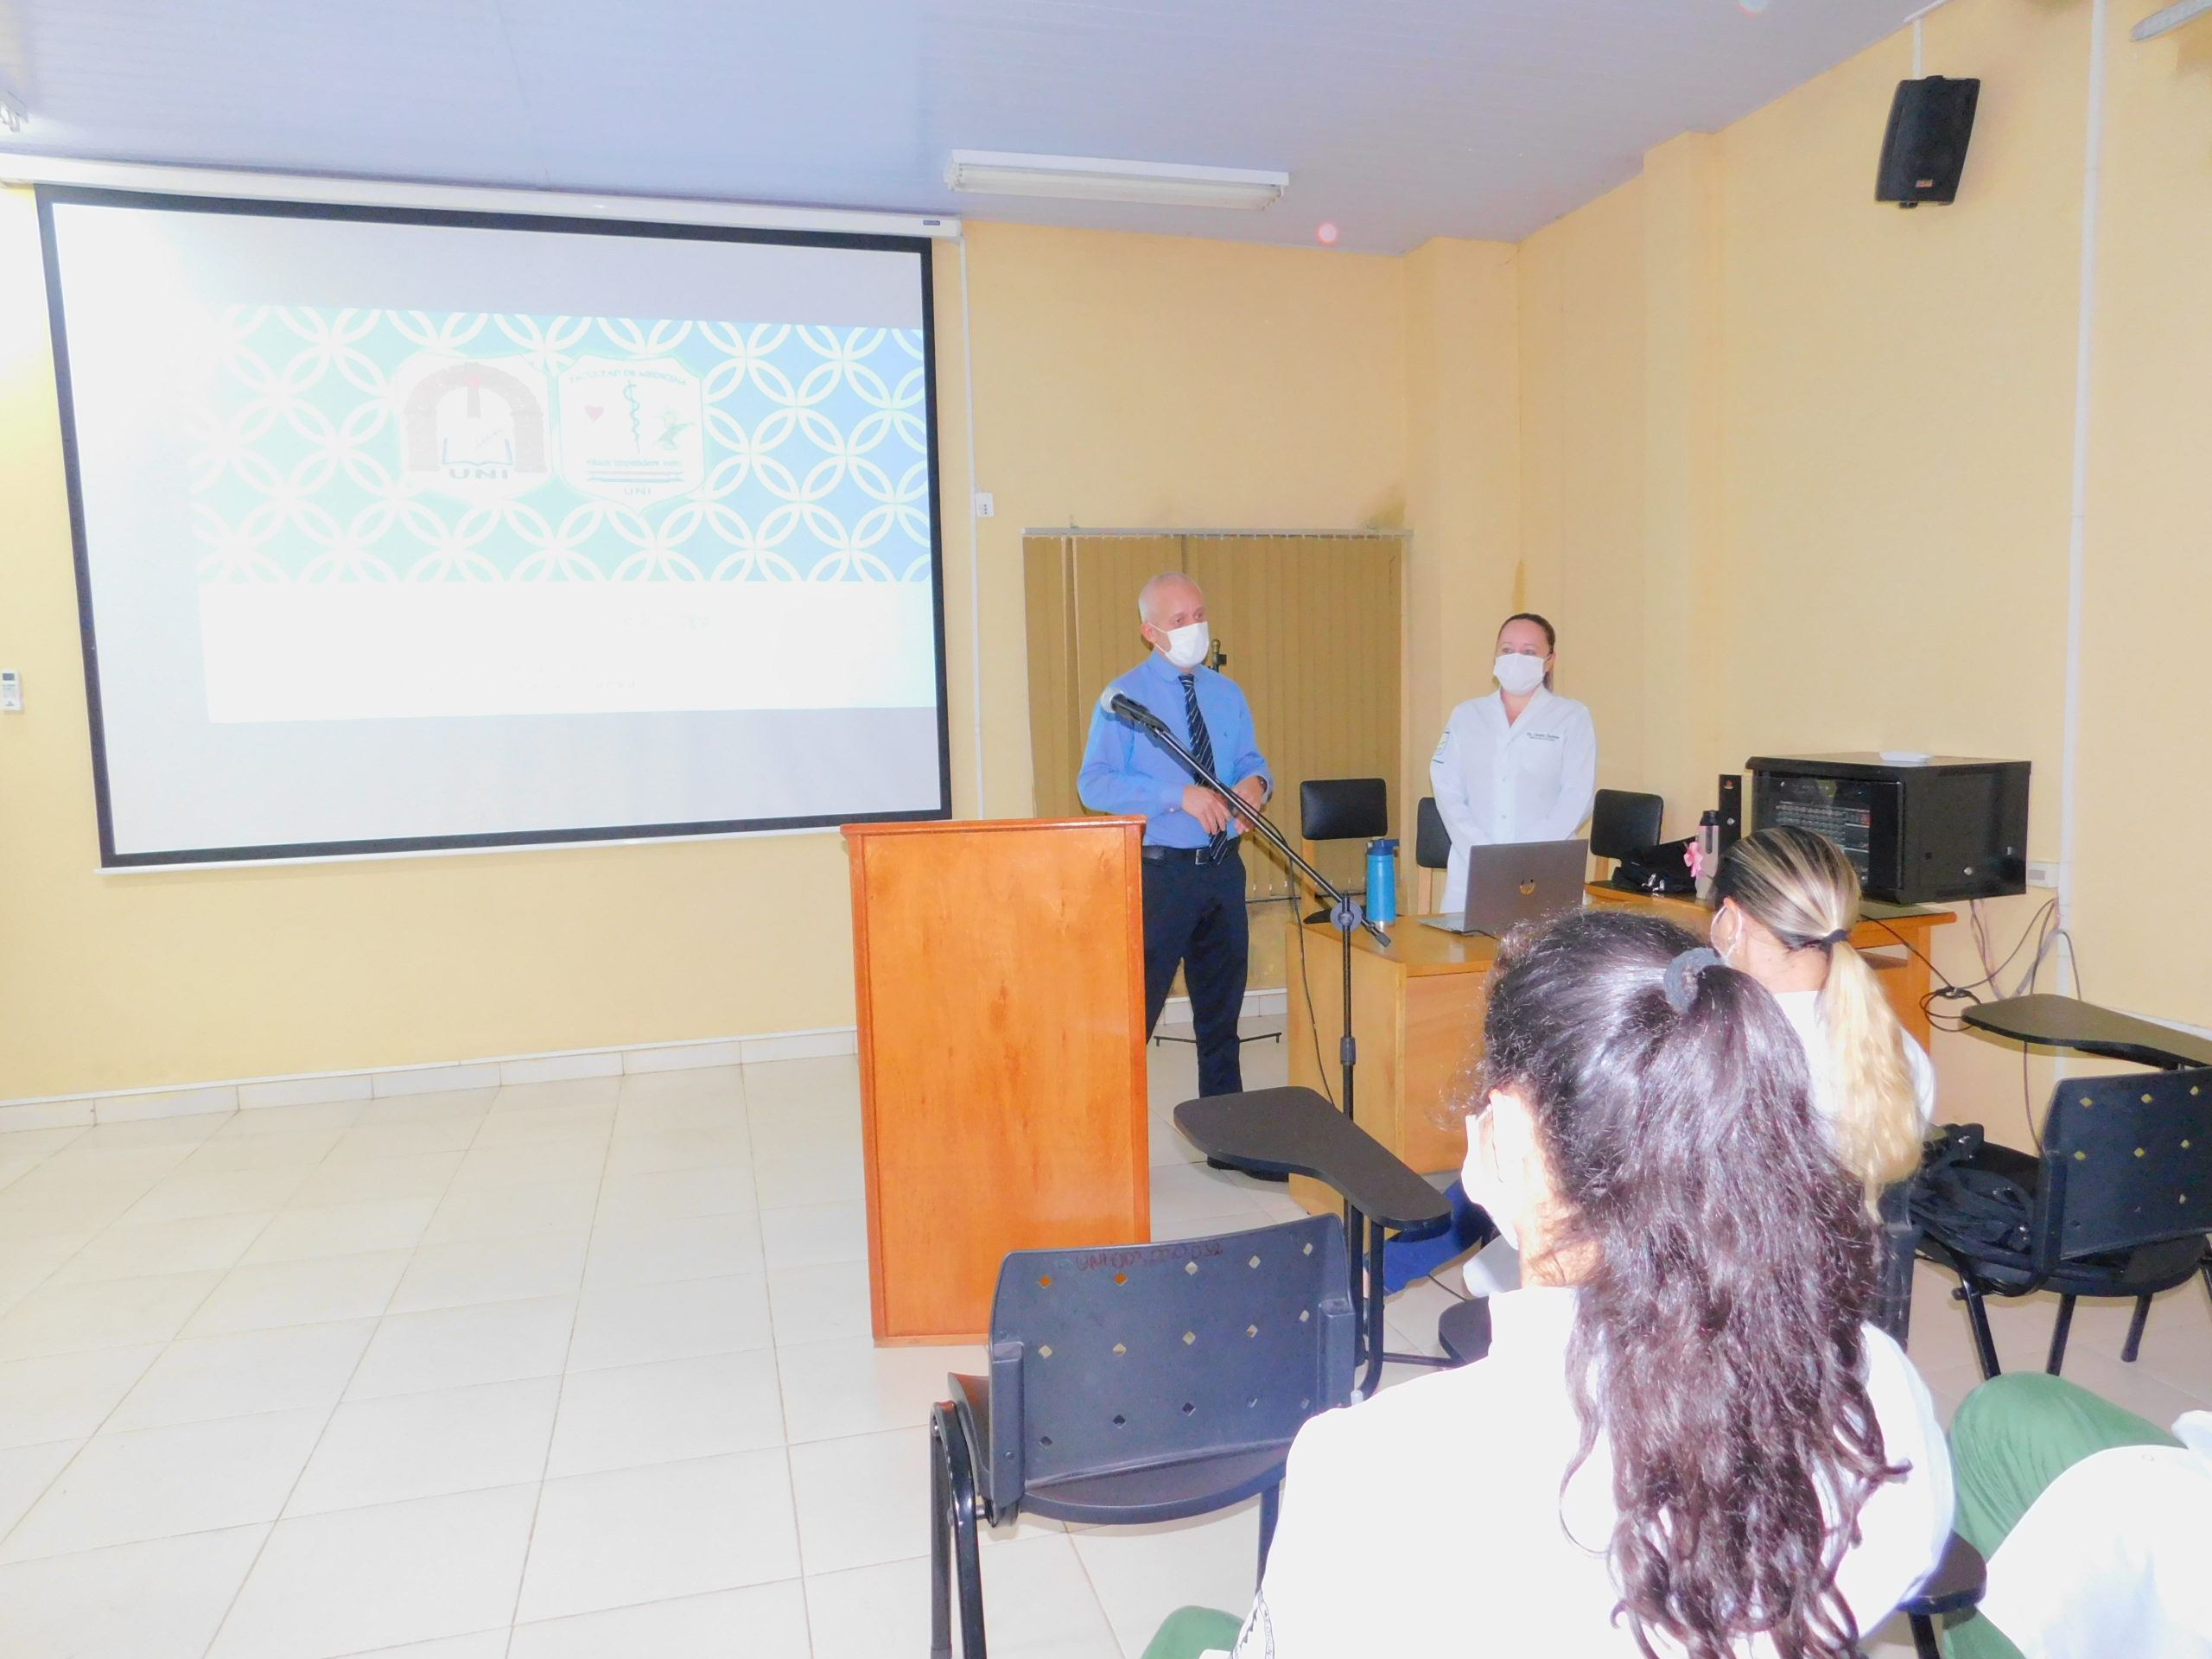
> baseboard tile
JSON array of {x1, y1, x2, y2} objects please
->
[
  {"x1": 97, "y1": 1084, "x2": 240, "y2": 1124},
  {"x1": 1158, "y1": 987, "x2": 1289, "y2": 1025},
  {"x1": 621, "y1": 1039, "x2": 743, "y2": 1075},
  {"x1": 741, "y1": 1029, "x2": 859, "y2": 1064},
  {"x1": 0, "y1": 1100, "x2": 97, "y2": 1133},
  {"x1": 238, "y1": 1074, "x2": 376, "y2": 1111},
  {"x1": 371, "y1": 1063, "x2": 505, "y2": 1099},
  {"x1": 498, "y1": 1052, "x2": 625, "y2": 1086},
  {"x1": 0, "y1": 1025, "x2": 861, "y2": 1135}
]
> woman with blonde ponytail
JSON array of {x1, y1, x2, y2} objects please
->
[{"x1": 1708, "y1": 826, "x2": 1936, "y2": 1200}]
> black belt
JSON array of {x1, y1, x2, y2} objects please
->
[{"x1": 1142, "y1": 840, "x2": 1242, "y2": 866}]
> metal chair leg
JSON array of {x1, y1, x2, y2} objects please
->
[
  {"x1": 2045, "y1": 1294, "x2": 2075, "y2": 1376},
  {"x1": 929, "y1": 1406, "x2": 957, "y2": 1659},
  {"x1": 1956, "y1": 1281, "x2": 2002, "y2": 1380},
  {"x1": 1344, "y1": 1211, "x2": 1380, "y2": 1397},
  {"x1": 1909, "y1": 1611, "x2": 1942, "y2": 1659},
  {"x1": 931, "y1": 1402, "x2": 988, "y2": 1659},
  {"x1": 2123, "y1": 1294, "x2": 2154, "y2": 1363},
  {"x1": 1258, "y1": 1480, "x2": 1281, "y2": 1579}
]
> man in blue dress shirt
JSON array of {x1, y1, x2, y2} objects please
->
[{"x1": 1078, "y1": 573, "x2": 1272, "y2": 1096}]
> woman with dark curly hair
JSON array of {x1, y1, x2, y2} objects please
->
[{"x1": 1183, "y1": 908, "x2": 1952, "y2": 1659}]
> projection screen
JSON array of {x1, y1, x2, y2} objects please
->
[{"x1": 40, "y1": 188, "x2": 950, "y2": 868}]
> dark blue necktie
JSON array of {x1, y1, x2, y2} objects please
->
[{"x1": 1181, "y1": 672, "x2": 1230, "y2": 860}]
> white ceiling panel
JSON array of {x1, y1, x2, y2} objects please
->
[{"x1": 0, "y1": 0, "x2": 1923, "y2": 249}]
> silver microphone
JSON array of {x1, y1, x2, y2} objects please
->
[{"x1": 1099, "y1": 688, "x2": 1172, "y2": 734}]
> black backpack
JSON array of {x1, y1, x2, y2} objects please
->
[{"x1": 1908, "y1": 1122, "x2": 2033, "y2": 1256}]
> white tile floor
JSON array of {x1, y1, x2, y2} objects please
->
[{"x1": 0, "y1": 1023, "x2": 2207, "y2": 1657}]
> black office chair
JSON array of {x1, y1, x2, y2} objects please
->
[
  {"x1": 1589, "y1": 787, "x2": 1665, "y2": 862},
  {"x1": 1300, "y1": 777, "x2": 1388, "y2": 845},
  {"x1": 1874, "y1": 1179, "x2": 1920, "y2": 1346},
  {"x1": 1296, "y1": 778, "x2": 1389, "y2": 923},
  {"x1": 929, "y1": 1217, "x2": 1354, "y2": 1659},
  {"x1": 1900, "y1": 1534, "x2": 1990, "y2": 1659},
  {"x1": 1918, "y1": 1068, "x2": 2212, "y2": 1380},
  {"x1": 1414, "y1": 796, "x2": 1451, "y2": 914}
]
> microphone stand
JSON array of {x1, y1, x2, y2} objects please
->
[{"x1": 1115, "y1": 699, "x2": 1414, "y2": 1395}]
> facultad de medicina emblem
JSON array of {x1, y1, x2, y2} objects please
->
[
  {"x1": 556, "y1": 357, "x2": 707, "y2": 507},
  {"x1": 394, "y1": 355, "x2": 552, "y2": 504}
]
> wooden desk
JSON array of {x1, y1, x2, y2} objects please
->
[
  {"x1": 1283, "y1": 917, "x2": 1498, "y2": 1214},
  {"x1": 1283, "y1": 889, "x2": 1955, "y2": 1214}
]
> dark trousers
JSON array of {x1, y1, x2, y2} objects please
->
[{"x1": 1141, "y1": 847, "x2": 1249, "y2": 1097}]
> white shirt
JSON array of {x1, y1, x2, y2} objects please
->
[
  {"x1": 1430, "y1": 687, "x2": 1599, "y2": 912},
  {"x1": 1980, "y1": 1413, "x2": 2212, "y2": 1658},
  {"x1": 1770, "y1": 988, "x2": 1938, "y2": 1144},
  {"x1": 1224, "y1": 1285, "x2": 1952, "y2": 1659}
]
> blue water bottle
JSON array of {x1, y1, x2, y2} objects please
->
[{"x1": 1365, "y1": 837, "x2": 1398, "y2": 926}]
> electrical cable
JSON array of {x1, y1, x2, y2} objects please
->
[
  {"x1": 1870, "y1": 899, "x2": 2061, "y2": 1034},
  {"x1": 1859, "y1": 914, "x2": 1984, "y2": 1033},
  {"x1": 1425, "y1": 1268, "x2": 1472, "y2": 1303}
]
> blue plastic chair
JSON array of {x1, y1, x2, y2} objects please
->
[{"x1": 929, "y1": 1216, "x2": 1354, "y2": 1659}]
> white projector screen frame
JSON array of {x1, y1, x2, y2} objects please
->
[{"x1": 41, "y1": 185, "x2": 953, "y2": 869}]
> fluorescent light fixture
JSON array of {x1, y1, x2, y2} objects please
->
[
  {"x1": 2133, "y1": 0, "x2": 2212, "y2": 39},
  {"x1": 944, "y1": 150, "x2": 1287, "y2": 210}
]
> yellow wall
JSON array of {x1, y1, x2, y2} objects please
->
[
  {"x1": 1402, "y1": 238, "x2": 1522, "y2": 817},
  {"x1": 2075, "y1": 10, "x2": 2212, "y2": 1021},
  {"x1": 958, "y1": 220, "x2": 1418, "y2": 822},
  {"x1": 1515, "y1": 0, "x2": 2212, "y2": 1142},
  {"x1": 0, "y1": 207, "x2": 1476, "y2": 1099}
]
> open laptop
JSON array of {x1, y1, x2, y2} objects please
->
[{"x1": 1421, "y1": 838, "x2": 1590, "y2": 938}]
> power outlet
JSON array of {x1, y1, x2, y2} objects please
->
[
  {"x1": 2026, "y1": 860, "x2": 2060, "y2": 889},
  {"x1": 973, "y1": 491, "x2": 995, "y2": 518}
]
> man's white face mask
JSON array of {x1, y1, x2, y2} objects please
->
[
  {"x1": 1160, "y1": 620, "x2": 1211, "y2": 671},
  {"x1": 1493, "y1": 652, "x2": 1547, "y2": 696}
]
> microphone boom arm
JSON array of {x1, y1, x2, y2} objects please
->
[{"x1": 1114, "y1": 700, "x2": 1389, "y2": 948}]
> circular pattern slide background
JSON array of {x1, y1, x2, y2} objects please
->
[{"x1": 189, "y1": 308, "x2": 934, "y2": 588}]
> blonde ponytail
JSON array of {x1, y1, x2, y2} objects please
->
[
  {"x1": 1713, "y1": 827, "x2": 1923, "y2": 1203},
  {"x1": 1818, "y1": 941, "x2": 1924, "y2": 1197}
]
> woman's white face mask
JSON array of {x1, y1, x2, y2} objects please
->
[
  {"x1": 1711, "y1": 902, "x2": 1745, "y2": 969},
  {"x1": 1493, "y1": 652, "x2": 1547, "y2": 696},
  {"x1": 1460, "y1": 1091, "x2": 1536, "y2": 1252}
]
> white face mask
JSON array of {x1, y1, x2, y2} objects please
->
[
  {"x1": 1459, "y1": 1102, "x2": 1526, "y2": 1252},
  {"x1": 1158, "y1": 620, "x2": 1211, "y2": 671},
  {"x1": 1494, "y1": 652, "x2": 1547, "y2": 696},
  {"x1": 1712, "y1": 906, "x2": 1743, "y2": 969}
]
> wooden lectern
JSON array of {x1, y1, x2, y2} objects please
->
[{"x1": 842, "y1": 817, "x2": 1151, "y2": 1344}]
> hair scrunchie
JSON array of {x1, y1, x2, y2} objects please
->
[
  {"x1": 1819, "y1": 926, "x2": 1852, "y2": 947},
  {"x1": 1662, "y1": 945, "x2": 1725, "y2": 1012}
]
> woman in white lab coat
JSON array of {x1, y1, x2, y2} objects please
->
[{"x1": 1429, "y1": 613, "x2": 1599, "y2": 913}]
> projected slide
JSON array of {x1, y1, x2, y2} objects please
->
[
  {"x1": 42, "y1": 190, "x2": 950, "y2": 866},
  {"x1": 194, "y1": 309, "x2": 936, "y2": 722}
]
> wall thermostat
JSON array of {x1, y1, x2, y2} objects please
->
[{"x1": 0, "y1": 671, "x2": 19, "y2": 712}]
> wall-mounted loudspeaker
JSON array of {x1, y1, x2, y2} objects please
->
[{"x1": 1877, "y1": 76, "x2": 1980, "y2": 207}]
